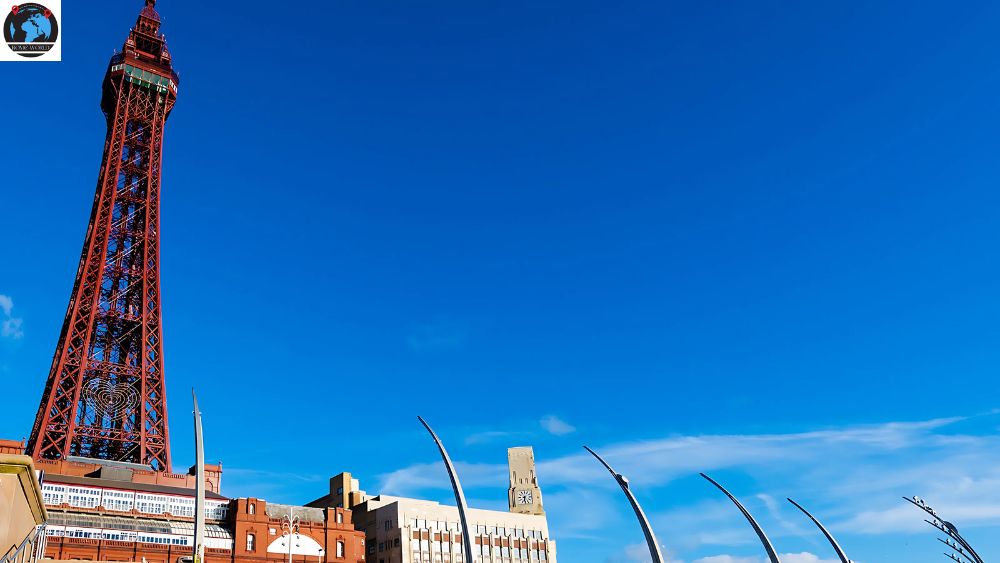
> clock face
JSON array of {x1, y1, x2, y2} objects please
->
[{"x1": 516, "y1": 490, "x2": 533, "y2": 505}]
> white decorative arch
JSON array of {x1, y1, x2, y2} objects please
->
[{"x1": 266, "y1": 533, "x2": 324, "y2": 556}]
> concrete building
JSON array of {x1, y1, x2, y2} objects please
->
[
  {"x1": 506, "y1": 448, "x2": 543, "y2": 516},
  {"x1": 346, "y1": 495, "x2": 555, "y2": 563},
  {"x1": 308, "y1": 453, "x2": 557, "y2": 563},
  {"x1": 0, "y1": 452, "x2": 47, "y2": 563}
]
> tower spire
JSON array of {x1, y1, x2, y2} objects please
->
[
  {"x1": 137, "y1": 0, "x2": 161, "y2": 35},
  {"x1": 26, "y1": 0, "x2": 179, "y2": 472}
]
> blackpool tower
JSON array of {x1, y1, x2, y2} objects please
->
[{"x1": 27, "y1": 0, "x2": 178, "y2": 471}]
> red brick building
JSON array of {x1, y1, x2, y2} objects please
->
[{"x1": 9, "y1": 451, "x2": 366, "y2": 563}]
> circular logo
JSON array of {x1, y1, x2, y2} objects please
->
[{"x1": 4, "y1": 3, "x2": 58, "y2": 58}]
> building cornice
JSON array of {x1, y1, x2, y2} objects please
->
[{"x1": 0, "y1": 454, "x2": 47, "y2": 525}]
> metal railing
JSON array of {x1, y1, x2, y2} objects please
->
[{"x1": 1, "y1": 525, "x2": 46, "y2": 563}]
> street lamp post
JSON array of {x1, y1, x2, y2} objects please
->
[
  {"x1": 417, "y1": 416, "x2": 475, "y2": 563},
  {"x1": 584, "y1": 446, "x2": 665, "y2": 563},
  {"x1": 280, "y1": 506, "x2": 302, "y2": 563},
  {"x1": 786, "y1": 498, "x2": 851, "y2": 563},
  {"x1": 904, "y1": 496, "x2": 984, "y2": 563},
  {"x1": 700, "y1": 473, "x2": 781, "y2": 563}
]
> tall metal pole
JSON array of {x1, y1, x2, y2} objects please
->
[
  {"x1": 417, "y1": 416, "x2": 475, "y2": 563},
  {"x1": 584, "y1": 446, "x2": 665, "y2": 563},
  {"x1": 700, "y1": 473, "x2": 781, "y2": 563},
  {"x1": 786, "y1": 499, "x2": 851, "y2": 563},
  {"x1": 192, "y1": 390, "x2": 206, "y2": 563}
]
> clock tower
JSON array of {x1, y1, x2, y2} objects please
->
[{"x1": 507, "y1": 446, "x2": 545, "y2": 515}]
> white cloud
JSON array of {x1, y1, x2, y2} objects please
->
[
  {"x1": 623, "y1": 543, "x2": 655, "y2": 562},
  {"x1": 605, "y1": 542, "x2": 683, "y2": 563},
  {"x1": 534, "y1": 417, "x2": 965, "y2": 488},
  {"x1": 693, "y1": 556, "x2": 760, "y2": 563},
  {"x1": 779, "y1": 553, "x2": 840, "y2": 563},
  {"x1": 464, "y1": 430, "x2": 518, "y2": 445},
  {"x1": 0, "y1": 294, "x2": 23, "y2": 339},
  {"x1": 691, "y1": 554, "x2": 836, "y2": 563},
  {"x1": 406, "y1": 321, "x2": 467, "y2": 351},
  {"x1": 370, "y1": 414, "x2": 999, "y2": 561},
  {"x1": 377, "y1": 461, "x2": 507, "y2": 498},
  {"x1": 541, "y1": 415, "x2": 576, "y2": 436}
]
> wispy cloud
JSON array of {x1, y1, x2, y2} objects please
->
[
  {"x1": 223, "y1": 467, "x2": 326, "y2": 483},
  {"x1": 0, "y1": 294, "x2": 24, "y2": 339},
  {"x1": 534, "y1": 417, "x2": 964, "y2": 488},
  {"x1": 465, "y1": 430, "x2": 519, "y2": 445},
  {"x1": 540, "y1": 415, "x2": 576, "y2": 436},
  {"x1": 608, "y1": 546, "x2": 837, "y2": 563},
  {"x1": 406, "y1": 320, "x2": 467, "y2": 352},
  {"x1": 220, "y1": 467, "x2": 327, "y2": 503},
  {"x1": 375, "y1": 413, "x2": 999, "y2": 561},
  {"x1": 377, "y1": 461, "x2": 508, "y2": 498},
  {"x1": 691, "y1": 554, "x2": 838, "y2": 563}
]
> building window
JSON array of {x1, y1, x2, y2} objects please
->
[
  {"x1": 249, "y1": 503, "x2": 256, "y2": 515},
  {"x1": 337, "y1": 540, "x2": 345, "y2": 558},
  {"x1": 247, "y1": 533, "x2": 256, "y2": 551},
  {"x1": 336, "y1": 512, "x2": 343, "y2": 524}
]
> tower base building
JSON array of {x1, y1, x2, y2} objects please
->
[{"x1": 25, "y1": 455, "x2": 366, "y2": 563}]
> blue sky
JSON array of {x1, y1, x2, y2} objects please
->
[{"x1": 2, "y1": 0, "x2": 1000, "y2": 561}]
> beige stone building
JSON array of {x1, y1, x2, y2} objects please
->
[
  {"x1": 345, "y1": 495, "x2": 555, "y2": 563},
  {"x1": 308, "y1": 448, "x2": 556, "y2": 563},
  {"x1": 0, "y1": 450, "x2": 48, "y2": 563},
  {"x1": 506, "y1": 448, "x2": 543, "y2": 516}
]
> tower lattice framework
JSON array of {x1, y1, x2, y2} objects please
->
[{"x1": 27, "y1": 0, "x2": 179, "y2": 471}]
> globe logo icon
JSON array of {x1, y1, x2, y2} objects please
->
[{"x1": 4, "y1": 3, "x2": 59, "y2": 58}]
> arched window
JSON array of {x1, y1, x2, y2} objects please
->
[
  {"x1": 246, "y1": 533, "x2": 256, "y2": 551},
  {"x1": 336, "y1": 540, "x2": 345, "y2": 558},
  {"x1": 249, "y1": 503, "x2": 256, "y2": 515}
]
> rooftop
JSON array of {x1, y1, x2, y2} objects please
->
[{"x1": 44, "y1": 473, "x2": 228, "y2": 501}]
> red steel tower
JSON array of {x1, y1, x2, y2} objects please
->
[{"x1": 27, "y1": 0, "x2": 178, "y2": 471}]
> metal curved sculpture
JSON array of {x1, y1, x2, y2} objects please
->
[
  {"x1": 787, "y1": 498, "x2": 850, "y2": 563},
  {"x1": 904, "y1": 496, "x2": 984, "y2": 563},
  {"x1": 192, "y1": 390, "x2": 206, "y2": 563},
  {"x1": 584, "y1": 446, "x2": 665, "y2": 563},
  {"x1": 700, "y1": 473, "x2": 781, "y2": 563},
  {"x1": 417, "y1": 417, "x2": 475, "y2": 563}
]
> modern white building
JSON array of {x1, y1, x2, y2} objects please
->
[
  {"x1": 307, "y1": 447, "x2": 556, "y2": 563},
  {"x1": 336, "y1": 494, "x2": 555, "y2": 563}
]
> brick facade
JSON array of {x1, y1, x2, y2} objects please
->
[{"x1": 32, "y1": 461, "x2": 366, "y2": 563}]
